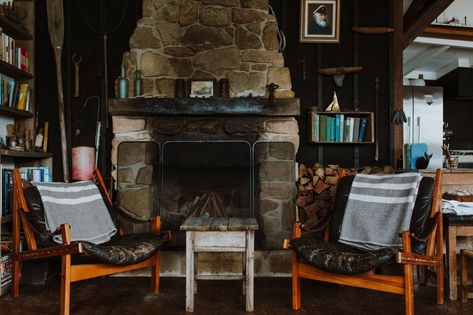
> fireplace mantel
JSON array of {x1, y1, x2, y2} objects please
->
[{"x1": 109, "y1": 97, "x2": 300, "y2": 117}]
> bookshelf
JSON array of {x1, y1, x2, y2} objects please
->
[
  {"x1": 0, "y1": 0, "x2": 44, "y2": 295},
  {"x1": 308, "y1": 111, "x2": 375, "y2": 144}
]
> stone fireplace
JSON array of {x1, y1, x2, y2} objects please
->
[
  {"x1": 109, "y1": 0, "x2": 300, "y2": 275},
  {"x1": 110, "y1": 99, "x2": 299, "y2": 250}
]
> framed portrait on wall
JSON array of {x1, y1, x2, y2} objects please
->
[{"x1": 299, "y1": 0, "x2": 341, "y2": 43}]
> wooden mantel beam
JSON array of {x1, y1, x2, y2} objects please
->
[{"x1": 402, "y1": 0, "x2": 454, "y2": 49}]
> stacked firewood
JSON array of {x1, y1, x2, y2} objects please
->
[
  {"x1": 189, "y1": 192, "x2": 228, "y2": 218},
  {"x1": 296, "y1": 164, "x2": 394, "y2": 231}
]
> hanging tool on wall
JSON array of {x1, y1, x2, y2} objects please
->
[
  {"x1": 318, "y1": 66, "x2": 363, "y2": 87},
  {"x1": 72, "y1": 53, "x2": 83, "y2": 97},
  {"x1": 374, "y1": 77, "x2": 380, "y2": 162},
  {"x1": 46, "y1": 0, "x2": 69, "y2": 182}
]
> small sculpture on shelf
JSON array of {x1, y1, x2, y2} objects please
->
[
  {"x1": 35, "y1": 128, "x2": 44, "y2": 152},
  {"x1": 325, "y1": 91, "x2": 341, "y2": 112}
]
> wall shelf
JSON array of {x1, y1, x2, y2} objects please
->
[
  {"x1": 0, "y1": 15, "x2": 33, "y2": 40},
  {"x1": 0, "y1": 149, "x2": 52, "y2": 158},
  {"x1": 0, "y1": 59, "x2": 32, "y2": 80},
  {"x1": 0, "y1": 106, "x2": 33, "y2": 119},
  {"x1": 308, "y1": 111, "x2": 375, "y2": 144}
]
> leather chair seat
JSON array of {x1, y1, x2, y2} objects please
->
[
  {"x1": 80, "y1": 233, "x2": 167, "y2": 266},
  {"x1": 291, "y1": 236, "x2": 398, "y2": 275}
]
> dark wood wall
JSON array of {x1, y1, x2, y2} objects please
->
[
  {"x1": 35, "y1": 0, "x2": 395, "y2": 181},
  {"x1": 271, "y1": 0, "x2": 394, "y2": 168}
]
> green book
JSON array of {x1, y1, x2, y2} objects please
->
[{"x1": 319, "y1": 115, "x2": 327, "y2": 141}]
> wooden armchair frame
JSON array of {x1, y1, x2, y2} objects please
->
[
  {"x1": 11, "y1": 169, "x2": 167, "y2": 315},
  {"x1": 286, "y1": 169, "x2": 444, "y2": 315}
]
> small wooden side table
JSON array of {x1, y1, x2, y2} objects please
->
[{"x1": 180, "y1": 217, "x2": 259, "y2": 312}]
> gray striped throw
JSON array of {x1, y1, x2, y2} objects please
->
[
  {"x1": 338, "y1": 173, "x2": 422, "y2": 251},
  {"x1": 33, "y1": 181, "x2": 117, "y2": 245}
]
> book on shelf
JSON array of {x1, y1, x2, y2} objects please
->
[
  {"x1": 2, "y1": 167, "x2": 51, "y2": 217},
  {"x1": 358, "y1": 117, "x2": 368, "y2": 142}
]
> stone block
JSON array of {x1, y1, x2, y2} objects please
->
[
  {"x1": 251, "y1": 63, "x2": 267, "y2": 71},
  {"x1": 194, "y1": 47, "x2": 240, "y2": 75},
  {"x1": 260, "y1": 182, "x2": 296, "y2": 199},
  {"x1": 117, "y1": 142, "x2": 146, "y2": 166},
  {"x1": 260, "y1": 211, "x2": 280, "y2": 234},
  {"x1": 259, "y1": 161, "x2": 294, "y2": 182},
  {"x1": 182, "y1": 25, "x2": 233, "y2": 47},
  {"x1": 227, "y1": 71, "x2": 249, "y2": 94},
  {"x1": 274, "y1": 90, "x2": 295, "y2": 98},
  {"x1": 241, "y1": 50, "x2": 284, "y2": 65},
  {"x1": 130, "y1": 26, "x2": 162, "y2": 49},
  {"x1": 141, "y1": 52, "x2": 176, "y2": 77},
  {"x1": 269, "y1": 142, "x2": 296, "y2": 160},
  {"x1": 179, "y1": 0, "x2": 198, "y2": 26},
  {"x1": 169, "y1": 58, "x2": 194, "y2": 76},
  {"x1": 236, "y1": 27, "x2": 262, "y2": 49},
  {"x1": 118, "y1": 187, "x2": 153, "y2": 220},
  {"x1": 246, "y1": 22, "x2": 262, "y2": 35},
  {"x1": 200, "y1": 7, "x2": 231, "y2": 26},
  {"x1": 268, "y1": 248, "x2": 292, "y2": 274},
  {"x1": 142, "y1": 0, "x2": 154, "y2": 17},
  {"x1": 113, "y1": 117, "x2": 146, "y2": 134},
  {"x1": 136, "y1": 165, "x2": 154, "y2": 185},
  {"x1": 142, "y1": 78, "x2": 155, "y2": 95},
  {"x1": 164, "y1": 46, "x2": 196, "y2": 57},
  {"x1": 241, "y1": 0, "x2": 269, "y2": 11},
  {"x1": 155, "y1": 3, "x2": 178, "y2": 23},
  {"x1": 267, "y1": 66, "x2": 292, "y2": 90},
  {"x1": 202, "y1": 0, "x2": 238, "y2": 6},
  {"x1": 117, "y1": 167, "x2": 135, "y2": 183},
  {"x1": 259, "y1": 198, "x2": 279, "y2": 215},
  {"x1": 263, "y1": 231, "x2": 292, "y2": 249},
  {"x1": 248, "y1": 71, "x2": 266, "y2": 95},
  {"x1": 281, "y1": 199, "x2": 295, "y2": 231},
  {"x1": 155, "y1": 79, "x2": 176, "y2": 97},
  {"x1": 270, "y1": 134, "x2": 300, "y2": 153},
  {"x1": 145, "y1": 142, "x2": 159, "y2": 164},
  {"x1": 266, "y1": 119, "x2": 299, "y2": 134},
  {"x1": 232, "y1": 9, "x2": 266, "y2": 24},
  {"x1": 262, "y1": 22, "x2": 278, "y2": 51},
  {"x1": 156, "y1": 20, "x2": 180, "y2": 46}
]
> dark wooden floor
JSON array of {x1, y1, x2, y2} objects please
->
[{"x1": 0, "y1": 277, "x2": 472, "y2": 315}]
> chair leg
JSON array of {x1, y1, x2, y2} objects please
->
[
  {"x1": 404, "y1": 263, "x2": 414, "y2": 315},
  {"x1": 437, "y1": 259, "x2": 445, "y2": 304},
  {"x1": 292, "y1": 252, "x2": 301, "y2": 310},
  {"x1": 151, "y1": 251, "x2": 160, "y2": 294},
  {"x1": 60, "y1": 254, "x2": 72, "y2": 315},
  {"x1": 11, "y1": 258, "x2": 20, "y2": 298}
]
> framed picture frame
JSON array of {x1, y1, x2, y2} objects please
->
[
  {"x1": 299, "y1": 0, "x2": 340, "y2": 43},
  {"x1": 189, "y1": 80, "x2": 215, "y2": 98}
]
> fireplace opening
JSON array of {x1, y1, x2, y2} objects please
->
[{"x1": 161, "y1": 141, "x2": 251, "y2": 248}]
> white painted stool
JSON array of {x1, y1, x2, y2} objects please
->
[{"x1": 180, "y1": 217, "x2": 258, "y2": 312}]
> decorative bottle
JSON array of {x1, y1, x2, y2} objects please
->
[
  {"x1": 134, "y1": 69, "x2": 142, "y2": 97},
  {"x1": 118, "y1": 65, "x2": 128, "y2": 99}
]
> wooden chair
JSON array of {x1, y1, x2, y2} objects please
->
[
  {"x1": 11, "y1": 169, "x2": 169, "y2": 315},
  {"x1": 284, "y1": 169, "x2": 444, "y2": 315}
]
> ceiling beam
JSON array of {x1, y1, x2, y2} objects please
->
[
  {"x1": 403, "y1": 0, "x2": 430, "y2": 30},
  {"x1": 402, "y1": 0, "x2": 454, "y2": 49},
  {"x1": 403, "y1": 45, "x2": 450, "y2": 76}
]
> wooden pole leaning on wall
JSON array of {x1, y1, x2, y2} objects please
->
[{"x1": 46, "y1": 0, "x2": 69, "y2": 182}]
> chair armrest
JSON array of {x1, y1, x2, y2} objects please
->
[{"x1": 395, "y1": 252, "x2": 442, "y2": 267}]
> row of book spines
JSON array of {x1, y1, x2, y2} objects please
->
[
  {"x1": 2, "y1": 167, "x2": 51, "y2": 216},
  {"x1": 311, "y1": 114, "x2": 369, "y2": 142},
  {"x1": 0, "y1": 253, "x2": 12, "y2": 287},
  {"x1": 0, "y1": 78, "x2": 30, "y2": 111},
  {"x1": 0, "y1": 29, "x2": 30, "y2": 73}
]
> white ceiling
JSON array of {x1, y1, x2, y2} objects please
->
[{"x1": 403, "y1": 0, "x2": 473, "y2": 81}]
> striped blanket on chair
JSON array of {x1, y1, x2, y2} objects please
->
[
  {"x1": 33, "y1": 181, "x2": 117, "y2": 245},
  {"x1": 338, "y1": 173, "x2": 423, "y2": 251}
]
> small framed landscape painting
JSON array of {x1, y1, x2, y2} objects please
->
[
  {"x1": 299, "y1": 0, "x2": 340, "y2": 43},
  {"x1": 189, "y1": 80, "x2": 215, "y2": 98}
]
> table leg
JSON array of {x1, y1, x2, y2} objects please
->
[
  {"x1": 186, "y1": 231, "x2": 195, "y2": 312},
  {"x1": 242, "y1": 251, "x2": 246, "y2": 296},
  {"x1": 245, "y1": 231, "x2": 254, "y2": 312},
  {"x1": 447, "y1": 226, "x2": 457, "y2": 300}
]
